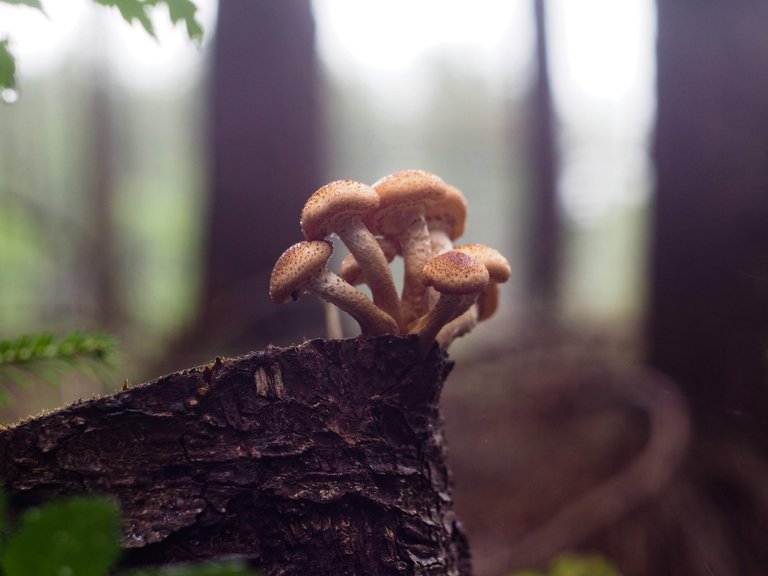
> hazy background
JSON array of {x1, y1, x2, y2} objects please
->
[
  {"x1": 3, "y1": 2, "x2": 767, "y2": 575},
  {"x1": 0, "y1": 0, "x2": 653, "y2": 368}
]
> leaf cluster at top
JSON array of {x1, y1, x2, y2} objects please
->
[
  {"x1": 0, "y1": 0, "x2": 203, "y2": 90},
  {"x1": 93, "y1": 0, "x2": 203, "y2": 43}
]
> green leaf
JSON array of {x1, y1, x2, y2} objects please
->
[
  {"x1": 1, "y1": 496, "x2": 122, "y2": 576},
  {"x1": 0, "y1": 0, "x2": 45, "y2": 10},
  {"x1": 164, "y1": 0, "x2": 203, "y2": 42},
  {"x1": 94, "y1": 0, "x2": 156, "y2": 38},
  {"x1": 549, "y1": 554, "x2": 620, "y2": 576},
  {"x1": 92, "y1": 0, "x2": 204, "y2": 42},
  {"x1": 0, "y1": 39, "x2": 15, "y2": 90}
]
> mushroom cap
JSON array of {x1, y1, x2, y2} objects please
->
[
  {"x1": 339, "y1": 237, "x2": 399, "y2": 285},
  {"x1": 422, "y1": 250, "x2": 489, "y2": 295},
  {"x1": 300, "y1": 180, "x2": 380, "y2": 240},
  {"x1": 365, "y1": 170, "x2": 450, "y2": 236},
  {"x1": 425, "y1": 184, "x2": 468, "y2": 240},
  {"x1": 269, "y1": 240, "x2": 334, "y2": 304},
  {"x1": 454, "y1": 243, "x2": 511, "y2": 283}
]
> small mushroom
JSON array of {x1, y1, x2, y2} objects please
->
[
  {"x1": 425, "y1": 184, "x2": 468, "y2": 256},
  {"x1": 269, "y1": 240, "x2": 398, "y2": 336},
  {"x1": 301, "y1": 180, "x2": 402, "y2": 330},
  {"x1": 408, "y1": 250, "x2": 489, "y2": 354},
  {"x1": 433, "y1": 244, "x2": 510, "y2": 348},
  {"x1": 365, "y1": 170, "x2": 451, "y2": 327},
  {"x1": 454, "y1": 243, "x2": 511, "y2": 283},
  {"x1": 436, "y1": 282, "x2": 500, "y2": 348}
]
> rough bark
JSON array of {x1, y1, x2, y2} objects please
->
[{"x1": 0, "y1": 336, "x2": 471, "y2": 576}]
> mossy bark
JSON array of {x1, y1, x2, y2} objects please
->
[{"x1": 0, "y1": 336, "x2": 471, "y2": 575}]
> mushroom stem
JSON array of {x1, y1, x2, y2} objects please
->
[
  {"x1": 429, "y1": 229, "x2": 454, "y2": 257},
  {"x1": 308, "y1": 269, "x2": 399, "y2": 336},
  {"x1": 435, "y1": 305, "x2": 479, "y2": 349},
  {"x1": 408, "y1": 293, "x2": 479, "y2": 354},
  {"x1": 397, "y1": 212, "x2": 433, "y2": 327},
  {"x1": 324, "y1": 301, "x2": 344, "y2": 339},
  {"x1": 334, "y1": 219, "x2": 403, "y2": 331}
]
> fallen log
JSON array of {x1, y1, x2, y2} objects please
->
[{"x1": 0, "y1": 336, "x2": 471, "y2": 575}]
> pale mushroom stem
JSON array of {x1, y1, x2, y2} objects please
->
[
  {"x1": 429, "y1": 228, "x2": 454, "y2": 257},
  {"x1": 408, "y1": 293, "x2": 479, "y2": 354},
  {"x1": 324, "y1": 301, "x2": 344, "y2": 339},
  {"x1": 435, "y1": 305, "x2": 479, "y2": 349},
  {"x1": 308, "y1": 269, "x2": 399, "y2": 336},
  {"x1": 335, "y1": 219, "x2": 403, "y2": 331},
  {"x1": 398, "y1": 213, "x2": 433, "y2": 327}
]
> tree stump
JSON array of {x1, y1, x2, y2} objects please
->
[{"x1": 0, "y1": 336, "x2": 472, "y2": 575}]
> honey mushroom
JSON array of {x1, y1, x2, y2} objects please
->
[
  {"x1": 269, "y1": 240, "x2": 398, "y2": 336},
  {"x1": 301, "y1": 180, "x2": 402, "y2": 329},
  {"x1": 434, "y1": 244, "x2": 511, "y2": 348},
  {"x1": 424, "y1": 183, "x2": 467, "y2": 257},
  {"x1": 407, "y1": 250, "x2": 490, "y2": 354},
  {"x1": 338, "y1": 237, "x2": 399, "y2": 287},
  {"x1": 365, "y1": 170, "x2": 451, "y2": 328}
]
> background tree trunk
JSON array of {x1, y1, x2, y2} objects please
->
[
  {"x1": 524, "y1": 0, "x2": 560, "y2": 306},
  {"x1": 169, "y1": 0, "x2": 326, "y2": 374},
  {"x1": 0, "y1": 337, "x2": 471, "y2": 575},
  {"x1": 583, "y1": 3, "x2": 768, "y2": 575},
  {"x1": 649, "y1": 0, "x2": 768, "y2": 440}
]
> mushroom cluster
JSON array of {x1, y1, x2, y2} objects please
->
[{"x1": 269, "y1": 170, "x2": 510, "y2": 354}]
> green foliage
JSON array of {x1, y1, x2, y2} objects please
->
[
  {"x1": 0, "y1": 331, "x2": 116, "y2": 367},
  {"x1": 0, "y1": 0, "x2": 44, "y2": 8},
  {"x1": 0, "y1": 489, "x2": 258, "y2": 575},
  {"x1": 92, "y1": 0, "x2": 203, "y2": 44},
  {"x1": 1, "y1": 496, "x2": 122, "y2": 576},
  {"x1": 0, "y1": 0, "x2": 203, "y2": 90},
  {"x1": 510, "y1": 553, "x2": 621, "y2": 576},
  {"x1": 0, "y1": 39, "x2": 15, "y2": 93},
  {"x1": 0, "y1": 331, "x2": 118, "y2": 402}
]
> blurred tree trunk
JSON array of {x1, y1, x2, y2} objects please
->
[
  {"x1": 85, "y1": 80, "x2": 119, "y2": 330},
  {"x1": 524, "y1": 0, "x2": 560, "y2": 305},
  {"x1": 81, "y1": 24, "x2": 120, "y2": 331},
  {"x1": 650, "y1": 0, "x2": 768, "y2": 441},
  {"x1": 190, "y1": 0, "x2": 325, "y2": 364},
  {"x1": 590, "y1": 3, "x2": 768, "y2": 575}
]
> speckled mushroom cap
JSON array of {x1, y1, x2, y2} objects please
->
[
  {"x1": 425, "y1": 184, "x2": 468, "y2": 240},
  {"x1": 422, "y1": 251, "x2": 489, "y2": 295},
  {"x1": 269, "y1": 240, "x2": 334, "y2": 304},
  {"x1": 454, "y1": 243, "x2": 511, "y2": 283},
  {"x1": 365, "y1": 170, "x2": 450, "y2": 235},
  {"x1": 300, "y1": 180, "x2": 380, "y2": 240}
]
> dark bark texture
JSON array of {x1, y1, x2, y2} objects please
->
[{"x1": 0, "y1": 337, "x2": 471, "y2": 575}]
